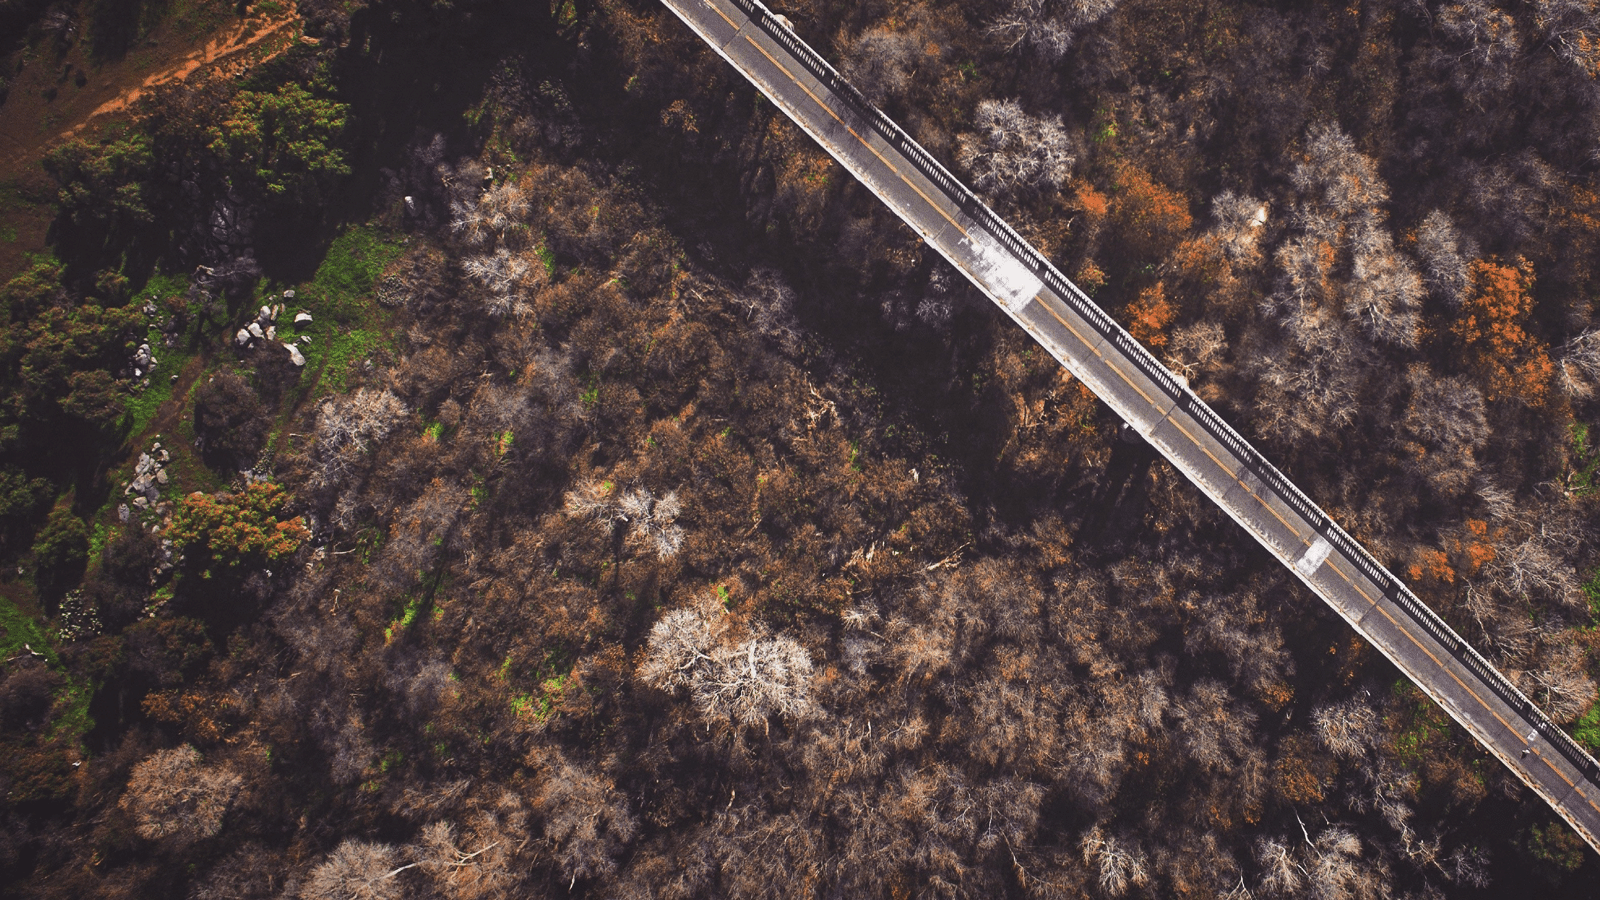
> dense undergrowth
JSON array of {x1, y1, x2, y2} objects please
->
[{"x1": 4, "y1": 0, "x2": 1600, "y2": 896}]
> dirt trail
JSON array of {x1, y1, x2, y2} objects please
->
[
  {"x1": 66, "y1": 14, "x2": 306, "y2": 137},
  {"x1": 0, "y1": 10, "x2": 307, "y2": 278}
]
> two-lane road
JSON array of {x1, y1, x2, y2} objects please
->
[{"x1": 660, "y1": 0, "x2": 1600, "y2": 852}]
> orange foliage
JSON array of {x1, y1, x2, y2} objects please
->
[
  {"x1": 1110, "y1": 163, "x2": 1193, "y2": 260},
  {"x1": 1125, "y1": 282, "x2": 1175, "y2": 349},
  {"x1": 1074, "y1": 183, "x2": 1109, "y2": 221},
  {"x1": 1256, "y1": 680, "x2": 1294, "y2": 713},
  {"x1": 1406, "y1": 548, "x2": 1454, "y2": 586},
  {"x1": 1450, "y1": 257, "x2": 1553, "y2": 404},
  {"x1": 1445, "y1": 518, "x2": 1498, "y2": 576},
  {"x1": 143, "y1": 690, "x2": 235, "y2": 744},
  {"x1": 1272, "y1": 738, "x2": 1331, "y2": 805},
  {"x1": 1075, "y1": 259, "x2": 1107, "y2": 292}
]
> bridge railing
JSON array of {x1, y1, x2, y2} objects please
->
[{"x1": 720, "y1": 0, "x2": 1600, "y2": 785}]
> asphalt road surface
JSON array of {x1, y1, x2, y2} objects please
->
[{"x1": 660, "y1": 0, "x2": 1600, "y2": 853}]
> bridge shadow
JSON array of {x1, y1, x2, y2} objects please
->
[{"x1": 1076, "y1": 424, "x2": 1158, "y2": 549}]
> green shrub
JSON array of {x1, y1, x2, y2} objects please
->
[
  {"x1": 170, "y1": 482, "x2": 309, "y2": 569},
  {"x1": 32, "y1": 507, "x2": 88, "y2": 594}
]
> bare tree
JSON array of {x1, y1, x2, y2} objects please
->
[
  {"x1": 1416, "y1": 210, "x2": 1476, "y2": 305},
  {"x1": 562, "y1": 481, "x2": 614, "y2": 528},
  {"x1": 1249, "y1": 316, "x2": 1370, "y2": 442},
  {"x1": 1345, "y1": 215, "x2": 1423, "y2": 347},
  {"x1": 316, "y1": 389, "x2": 409, "y2": 458},
  {"x1": 449, "y1": 180, "x2": 531, "y2": 248},
  {"x1": 564, "y1": 483, "x2": 685, "y2": 559},
  {"x1": 1312, "y1": 700, "x2": 1379, "y2": 759},
  {"x1": 1307, "y1": 827, "x2": 1387, "y2": 900},
  {"x1": 1291, "y1": 124, "x2": 1388, "y2": 216},
  {"x1": 1490, "y1": 537, "x2": 1583, "y2": 608},
  {"x1": 1080, "y1": 826, "x2": 1150, "y2": 896},
  {"x1": 533, "y1": 754, "x2": 638, "y2": 887},
  {"x1": 956, "y1": 99, "x2": 1076, "y2": 200},
  {"x1": 1527, "y1": 640, "x2": 1599, "y2": 722},
  {"x1": 732, "y1": 269, "x2": 802, "y2": 353},
  {"x1": 462, "y1": 248, "x2": 539, "y2": 318},
  {"x1": 121, "y1": 745, "x2": 242, "y2": 847},
  {"x1": 637, "y1": 599, "x2": 723, "y2": 691},
  {"x1": 1400, "y1": 369, "x2": 1487, "y2": 451},
  {"x1": 1174, "y1": 679, "x2": 1257, "y2": 774},
  {"x1": 417, "y1": 809, "x2": 524, "y2": 900},
  {"x1": 1436, "y1": 0, "x2": 1521, "y2": 67},
  {"x1": 1256, "y1": 837, "x2": 1303, "y2": 896},
  {"x1": 1167, "y1": 320, "x2": 1228, "y2": 381},
  {"x1": 988, "y1": 0, "x2": 1119, "y2": 62},
  {"x1": 695, "y1": 634, "x2": 816, "y2": 728},
  {"x1": 1534, "y1": 0, "x2": 1600, "y2": 78},
  {"x1": 638, "y1": 596, "x2": 816, "y2": 729},
  {"x1": 1209, "y1": 190, "x2": 1269, "y2": 264},
  {"x1": 300, "y1": 840, "x2": 414, "y2": 900},
  {"x1": 841, "y1": 26, "x2": 921, "y2": 105},
  {"x1": 988, "y1": 0, "x2": 1075, "y2": 62},
  {"x1": 1558, "y1": 328, "x2": 1600, "y2": 398},
  {"x1": 617, "y1": 487, "x2": 685, "y2": 560}
]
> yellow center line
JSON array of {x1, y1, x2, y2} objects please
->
[
  {"x1": 1032, "y1": 294, "x2": 1309, "y2": 543},
  {"x1": 705, "y1": 0, "x2": 738, "y2": 29},
  {"x1": 1326, "y1": 559, "x2": 1378, "y2": 605},
  {"x1": 739, "y1": 33, "x2": 968, "y2": 238},
  {"x1": 724, "y1": 7, "x2": 1600, "y2": 825},
  {"x1": 1036, "y1": 279, "x2": 1580, "y2": 793}
]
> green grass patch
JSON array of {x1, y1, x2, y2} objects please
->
[
  {"x1": 1566, "y1": 422, "x2": 1600, "y2": 498},
  {"x1": 302, "y1": 226, "x2": 405, "y2": 326},
  {"x1": 1388, "y1": 679, "x2": 1455, "y2": 767},
  {"x1": 1573, "y1": 704, "x2": 1600, "y2": 751},
  {"x1": 311, "y1": 327, "x2": 378, "y2": 395},
  {"x1": 384, "y1": 593, "x2": 429, "y2": 643},
  {"x1": 286, "y1": 225, "x2": 405, "y2": 397},
  {"x1": 0, "y1": 594, "x2": 93, "y2": 745},
  {"x1": 119, "y1": 272, "x2": 204, "y2": 437},
  {"x1": 0, "y1": 593, "x2": 53, "y2": 663}
]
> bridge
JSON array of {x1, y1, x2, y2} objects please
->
[{"x1": 660, "y1": 0, "x2": 1600, "y2": 852}]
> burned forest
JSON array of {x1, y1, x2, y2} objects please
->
[{"x1": 4, "y1": 0, "x2": 1600, "y2": 896}]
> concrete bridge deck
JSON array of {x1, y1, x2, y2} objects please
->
[{"x1": 659, "y1": 0, "x2": 1600, "y2": 851}]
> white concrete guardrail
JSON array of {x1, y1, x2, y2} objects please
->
[{"x1": 660, "y1": 0, "x2": 1600, "y2": 852}]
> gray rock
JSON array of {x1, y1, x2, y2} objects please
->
[
  {"x1": 236, "y1": 328, "x2": 252, "y2": 347},
  {"x1": 132, "y1": 496, "x2": 149, "y2": 510},
  {"x1": 155, "y1": 469, "x2": 169, "y2": 485},
  {"x1": 265, "y1": 325, "x2": 276, "y2": 342},
  {"x1": 283, "y1": 289, "x2": 296, "y2": 300},
  {"x1": 258, "y1": 305, "x2": 274, "y2": 324},
  {"x1": 136, "y1": 453, "x2": 154, "y2": 476},
  {"x1": 294, "y1": 311, "x2": 313, "y2": 326},
  {"x1": 286, "y1": 343, "x2": 306, "y2": 367},
  {"x1": 117, "y1": 503, "x2": 131, "y2": 524},
  {"x1": 247, "y1": 322, "x2": 265, "y2": 339}
]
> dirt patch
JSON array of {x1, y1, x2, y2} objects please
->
[
  {"x1": 67, "y1": 14, "x2": 307, "y2": 138},
  {"x1": 0, "y1": 3, "x2": 305, "y2": 279}
]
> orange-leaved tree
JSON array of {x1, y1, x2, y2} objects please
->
[
  {"x1": 1108, "y1": 162, "x2": 1193, "y2": 263},
  {"x1": 1450, "y1": 257, "x2": 1554, "y2": 405},
  {"x1": 1125, "y1": 282, "x2": 1176, "y2": 349},
  {"x1": 170, "y1": 482, "x2": 309, "y2": 569}
]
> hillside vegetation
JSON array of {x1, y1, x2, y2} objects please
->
[{"x1": 4, "y1": 0, "x2": 1600, "y2": 896}]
